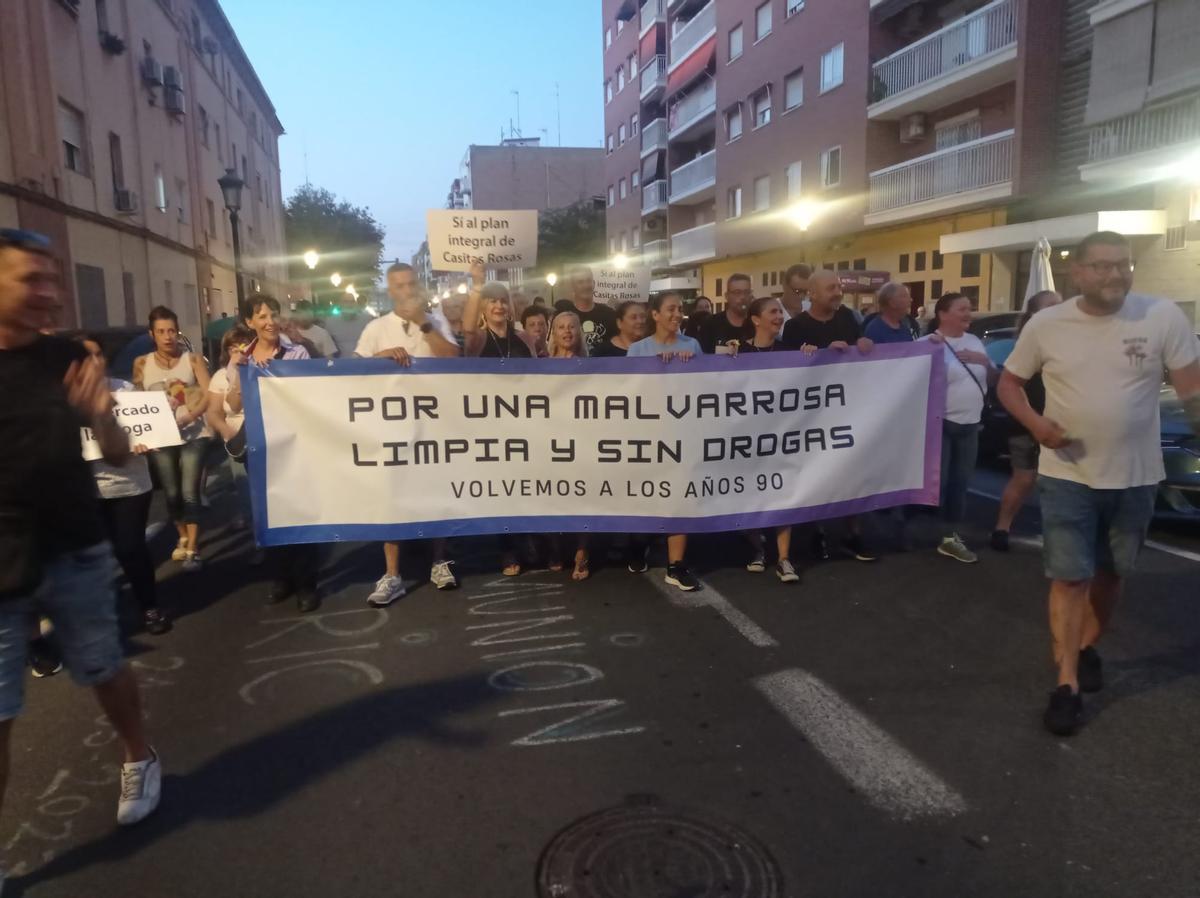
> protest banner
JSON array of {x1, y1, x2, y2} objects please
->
[
  {"x1": 80, "y1": 392, "x2": 183, "y2": 461},
  {"x1": 242, "y1": 343, "x2": 945, "y2": 546},
  {"x1": 426, "y1": 209, "x2": 539, "y2": 273},
  {"x1": 593, "y1": 266, "x2": 652, "y2": 307}
]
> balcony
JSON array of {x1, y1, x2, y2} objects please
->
[
  {"x1": 670, "y1": 221, "x2": 716, "y2": 265},
  {"x1": 865, "y1": 129, "x2": 1014, "y2": 225},
  {"x1": 642, "y1": 179, "x2": 669, "y2": 215},
  {"x1": 669, "y1": 150, "x2": 716, "y2": 204},
  {"x1": 641, "y1": 117, "x2": 668, "y2": 157},
  {"x1": 640, "y1": 54, "x2": 667, "y2": 100},
  {"x1": 1081, "y1": 93, "x2": 1200, "y2": 184},
  {"x1": 639, "y1": 0, "x2": 665, "y2": 37},
  {"x1": 668, "y1": 77, "x2": 716, "y2": 140},
  {"x1": 869, "y1": 0, "x2": 1018, "y2": 121},
  {"x1": 642, "y1": 238, "x2": 670, "y2": 266},
  {"x1": 669, "y1": 0, "x2": 715, "y2": 70}
]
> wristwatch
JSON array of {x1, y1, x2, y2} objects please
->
[{"x1": 419, "y1": 322, "x2": 434, "y2": 334}]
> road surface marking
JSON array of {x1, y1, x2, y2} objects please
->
[
  {"x1": 648, "y1": 570, "x2": 778, "y2": 648},
  {"x1": 968, "y1": 487, "x2": 1200, "y2": 564},
  {"x1": 754, "y1": 668, "x2": 967, "y2": 820}
]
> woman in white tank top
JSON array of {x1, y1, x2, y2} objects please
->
[{"x1": 133, "y1": 306, "x2": 212, "y2": 571}]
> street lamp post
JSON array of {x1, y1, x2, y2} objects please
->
[
  {"x1": 546, "y1": 272, "x2": 558, "y2": 304},
  {"x1": 303, "y1": 249, "x2": 320, "y2": 303},
  {"x1": 218, "y1": 167, "x2": 246, "y2": 314}
]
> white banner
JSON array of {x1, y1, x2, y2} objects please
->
[
  {"x1": 80, "y1": 392, "x2": 183, "y2": 461},
  {"x1": 594, "y1": 266, "x2": 652, "y2": 306},
  {"x1": 244, "y1": 345, "x2": 945, "y2": 545},
  {"x1": 426, "y1": 209, "x2": 539, "y2": 273}
]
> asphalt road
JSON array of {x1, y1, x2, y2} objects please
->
[{"x1": 3, "y1": 473, "x2": 1198, "y2": 898}]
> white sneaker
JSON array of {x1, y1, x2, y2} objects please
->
[
  {"x1": 117, "y1": 749, "x2": 161, "y2": 825},
  {"x1": 170, "y1": 538, "x2": 189, "y2": 562},
  {"x1": 366, "y1": 574, "x2": 406, "y2": 607},
  {"x1": 776, "y1": 559, "x2": 800, "y2": 583},
  {"x1": 746, "y1": 555, "x2": 766, "y2": 573},
  {"x1": 430, "y1": 560, "x2": 459, "y2": 590}
]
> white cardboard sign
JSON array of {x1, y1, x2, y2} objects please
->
[
  {"x1": 593, "y1": 266, "x2": 652, "y2": 306},
  {"x1": 426, "y1": 209, "x2": 539, "y2": 273},
  {"x1": 80, "y1": 392, "x2": 183, "y2": 461}
]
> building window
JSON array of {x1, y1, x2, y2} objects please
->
[
  {"x1": 762, "y1": 272, "x2": 770, "y2": 287},
  {"x1": 915, "y1": 251, "x2": 927, "y2": 272},
  {"x1": 618, "y1": 67, "x2": 626, "y2": 92},
  {"x1": 837, "y1": 260, "x2": 850, "y2": 271},
  {"x1": 787, "y1": 0, "x2": 804, "y2": 17},
  {"x1": 753, "y1": 175, "x2": 770, "y2": 212},
  {"x1": 962, "y1": 285, "x2": 980, "y2": 308},
  {"x1": 632, "y1": 170, "x2": 640, "y2": 188},
  {"x1": 753, "y1": 89, "x2": 771, "y2": 128},
  {"x1": 726, "y1": 103, "x2": 743, "y2": 141},
  {"x1": 785, "y1": 161, "x2": 802, "y2": 199},
  {"x1": 727, "y1": 186, "x2": 743, "y2": 219},
  {"x1": 607, "y1": 185, "x2": 615, "y2": 207},
  {"x1": 619, "y1": 178, "x2": 628, "y2": 200},
  {"x1": 620, "y1": 232, "x2": 628, "y2": 252},
  {"x1": 58, "y1": 100, "x2": 87, "y2": 174},
  {"x1": 97, "y1": 0, "x2": 110, "y2": 32},
  {"x1": 607, "y1": 133, "x2": 614, "y2": 153},
  {"x1": 854, "y1": 258, "x2": 867, "y2": 270},
  {"x1": 609, "y1": 236, "x2": 617, "y2": 254},
  {"x1": 605, "y1": 81, "x2": 612, "y2": 104},
  {"x1": 154, "y1": 165, "x2": 167, "y2": 212},
  {"x1": 616, "y1": 17, "x2": 624, "y2": 34},
  {"x1": 631, "y1": 113, "x2": 639, "y2": 136},
  {"x1": 236, "y1": 88, "x2": 243, "y2": 115},
  {"x1": 618, "y1": 123, "x2": 627, "y2": 145},
  {"x1": 215, "y1": 123, "x2": 222, "y2": 161},
  {"x1": 899, "y1": 253, "x2": 910, "y2": 273},
  {"x1": 191, "y1": 11, "x2": 202, "y2": 50},
  {"x1": 729, "y1": 23, "x2": 743, "y2": 61},
  {"x1": 176, "y1": 177, "x2": 188, "y2": 222},
  {"x1": 820, "y1": 146, "x2": 841, "y2": 187},
  {"x1": 108, "y1": 132, "x2": 124, "y2": 191},
  {"x1": 715, "y1": 278, "x2": 724, "y2": 297},
  {"x1": 784, "y1": 68, "x2": 804, "y2": 111},
  {"x1": 755, "y1": 2, "x2": 772, "y2": 41},
  {"x1": 206, "y1": 198, "x2": 216, "y2": 237},
  {"x1": 936, "y1": 114, "x2": 981, "y2": 150},
  {"x1": 198, "y1": 106, "x2": 210, "y2": 147},
  {"x1": 931, "y1": 279, "x2": 944, "y2": 298},
  {"x1": 605, "y1": 27, "x2": 612, "y2": 48},
  {"x1": 961, "y1": 253, "x2": 981, "y2": 278},
  {"x1": 821, "y1": 43, "x2": 844, "y2": 93},
  {"x1": 932, "y1": 250, "x2": 944, "y2": 270}
]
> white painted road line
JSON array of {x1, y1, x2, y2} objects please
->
[
  {"x1": 754, "y1": 668, "x2": 967, "y2": 821},
  {"x1": 967, "y1": 487, "x2": 1200, "y2": 564},
  {"x1": 648, "y1": 570, "x2": 779, "y2": 648}
]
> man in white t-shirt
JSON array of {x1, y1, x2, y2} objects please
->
[
  {"x1": 292, "y1": 300, "x2": 338, "y2": 358},
  {"x1": 354, "y1": 262, "x2": 461, "y2": 606},
  {"x1": 1000, "y1": 231, "x2": 1200, "y2": 737}
]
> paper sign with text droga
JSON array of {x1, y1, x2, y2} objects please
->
[
  {"x1": 80, "y1": 391, "x2": 183, "y2": 461},
  {"x1": 427, "y1": 210, "x2": 539, "y2": 273}
]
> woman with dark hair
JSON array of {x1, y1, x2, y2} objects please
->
[
  {"x1": 592, "y1": 301, "x2": 646, "y2": 357},
  {"x1": 920, "y1": 292, "x2": 997, "y2": 564},
  {"x1": 133, "y1": 305, "x2": 211, "y2": 572},
  {"x1": 80, "y1": 337, "x2": 171, "y2": 634},
  {"x1": 991, "y1": 290, "x2": 1063, "y2": 550},
  {"x1": 206, "y1": 324, "x2": 256, "y2": 530}
]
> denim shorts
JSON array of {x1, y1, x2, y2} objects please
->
[
  {"x1": 0, "y1": 542, "x2": 125, "y2": 720},
  {"x1": 1038, "y1": 475, "x2": 1157, "y2": 581}
]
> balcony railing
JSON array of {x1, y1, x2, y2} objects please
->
[
  {"x1": 670, "y1": 222, "x2": 716, "y2": 264},
  {"x1": 640, "y1": 0, "x2": 665, "y2": 36},
  {"x1": 669, "y1": 150, "x2": 716, "y2": 201},
  {"x1": 868, "y1": 130, "x2": 1014, "y2": 214},
  {"x1": 643, "y1": 238, "x2": 670, "y2": 265},
  {"x1": 668, "y1": 77, "x2": 716, "y2": 136},
  {"x1": 640, "y1": 54, "x2": 667, "y2": 98},
  {"x1": 642, "y1": 179, "x2": 669, "y2": 215},
  {"x1": 669, "y1": 0, "x2": 716, "y2": 67},
  {"x1": 641, "y1": 117, "x2": 668, "y2": 155},
  {"x1": 1087, "y1": 93, "x2": 1200, "y2": 164},
  {"x1": 872, "y1": 0, "x2": 1017, "y2": 103}
]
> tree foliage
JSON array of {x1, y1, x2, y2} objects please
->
[
  {"x1": 284, "y1": 184, "x2": 385, "y2": 301},
  {"x1": 533, "y1": 199, "x2": 606, "y2": 277}
]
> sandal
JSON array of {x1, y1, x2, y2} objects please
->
[
  {"x1": 571, "y1": 553, "x2": 590, "y2": 582},
  {"x1": 502, "y1": 562, "x2": 522, "y2": 577}
]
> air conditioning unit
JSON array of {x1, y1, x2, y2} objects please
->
[
  {"x1": 644, "y1": 217, "x2": 662, "y2": 233},
  {"x1": 141, "y1": 57, "x2": 162, "y2": 86},
  {"x1": 164, "y1": 87, "x2": 185, "y2": 115},
  {"x1": 114, "y1": 189, "x2": 138, "y2": 214},
  {"x1": 163, "y1": 66, "x2": 182, "y2": 90},
  {"x1": 899, "y1": 113, "x2": 927, "y2": 143}
]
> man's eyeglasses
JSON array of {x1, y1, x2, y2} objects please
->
[
  {"x1": 0, "y1": 228, "x2": 51, "y2": 251},
  {"x1": 1079, "y1": 259, "x2": 1132, "y2": 276}
]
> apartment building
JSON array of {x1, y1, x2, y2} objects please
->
[
  {"x1": 602, "y1": 0, "x2": 1080, "y2": 312},
  {"x1": 0, "y1": 0, "x2": 286, "y2": 342}
]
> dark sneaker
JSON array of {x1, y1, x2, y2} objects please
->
[
  {"x1": 664, "y1": 563, "x2": 700, "y2": 592},
  {"x1": 143, "y1": 609, "x2": 172, "y2": 636},
  {"x1": 266, "y1": 580, "x2": 294, "y2": 605},
  {"x1": 745, "y1": 554, "x2": 766, "y2": 573},
  {"x1": 810, "y1": 530, "x2": 831, "y2": 561},
  {"x1": 626, "y1": 544, "x2": 648, "y2": 574},
  {"x1": 1043, "y1": 685, "x2": 1083, "y2": 736},
  {"x1": 1078, "y1": 646, "x2": 1103, "y2": 693},
  {"x1": 990, "y1": 529, "x2": 1010, "y2": 552},
  {"x1": 296, "y1": 590, "x2": 320, "y2": 613},
  {"x1": 843, "y1": 535, "x2": 877, "y2": 562},
  {"x1": 937, "y1": 534, "x2": 978, "y2": 564},
  {"x1": 29, "y1": 636, "x2": 64, "y2": 679}
]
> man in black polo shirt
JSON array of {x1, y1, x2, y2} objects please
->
[
  {"x1": 699, "y1": 272, "x2": 755, "y2": 353},
  {"x1": 0, "y1": 231, "x2": 161, "y2": 863},
  {"x1": 555, "y1": 265, "x2": 618, "y2": 354},
  {"x1": 780, "y1": 269, "x2": 878, "y2": 562}
]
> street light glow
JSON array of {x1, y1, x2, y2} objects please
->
[
  {"x1": 302, "y1": 249, "x2": 320, "y2": 270},
  {"x1": 787, "y1": 200, "x2": 819, "y2": 231},
  {"x1": 613, "y1": 253, "x2": 629, "y2": 269},
  {"x1": 442, "y1": 290, "x2": 451, "y2": 299},
  {"x1": 457, "y1": 283, "x2": 468, "y2": 294},
  {"x1": 330, "y1": 272, "x2": 342, "y2": 288},
  {"x1": 545, "y1": 272, "x2": 558, "y2": 287}
]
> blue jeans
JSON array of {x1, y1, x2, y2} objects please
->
[
  {"x1": 0, "y1": 543, "x2": 124, "y2": 719},
  {"x1": 940, "y1": 420, "x2": 979, "y2": 529},
  {"x1": 149, "y1": 438, "x2": 210, "y2": 525},
  {"x1": 1038, "y1": 476, "x2": 1156, "y2": 581}
]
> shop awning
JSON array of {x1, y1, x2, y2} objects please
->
[
  {"x1": 667, "y1": 36, "x2": 714, "y2": 96},
  {"x1": 939, "y1": 211, "x2": 1167, "y2": 255}
]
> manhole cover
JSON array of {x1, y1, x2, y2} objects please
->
[{"x1": 536, "y1": 804, "x2": 783, "y2": 897}]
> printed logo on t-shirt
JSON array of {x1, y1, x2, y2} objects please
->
[{"x1": 1122, "y1": 336, "x2": 1148, "y2": 368}]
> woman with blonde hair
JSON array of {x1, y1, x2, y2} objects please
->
[
  {"x1": 548, "y1": 310, "x2": 588, "y2": 359},
  {"x1": 462, "y1": 280, "x2": 542, "y2": 358}
]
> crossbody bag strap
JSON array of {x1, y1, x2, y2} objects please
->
[{"x1": 940, "y1": 332, "x2": 988, "y2": 402}]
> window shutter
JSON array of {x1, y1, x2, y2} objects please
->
[
  {"x1": 1083, "y1": 6, "x2": 1154, "y2": 125},
  {"x1": 1149, "y1": 0, "x2": 1200, "y2": 102}
]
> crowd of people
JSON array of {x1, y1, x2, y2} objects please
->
[{"x1": 0, "y1": 224, "x2": 1197, "y2": 888}]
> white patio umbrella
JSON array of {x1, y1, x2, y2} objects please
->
[{"x1": 1024, "y1": 236, "x2": 1056, "y2": 307}]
